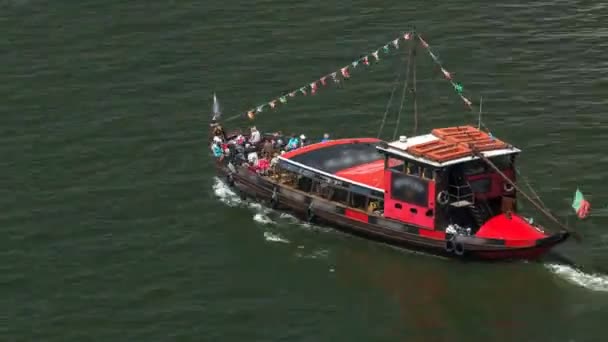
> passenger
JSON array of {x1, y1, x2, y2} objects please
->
[
  {"x1": 236, "y1": 134, "x2": 246, "y2": 145},
  {"x1": 299, "y1": 134, "x2": 307, "y2": 147},
  {"x1": 213, "y1": 123, "x2": 226, "y2": 140},
  {"x1": 321, "y1": 133, "x2": 330, "y2": 142},
  {"x1": 249, "y1": 126, "x2": 261, "y2": 145},
  {"x1": 257, "y1": 157, "x2": 270, "y2": 174},
  {"x1": 211, "y1": 141, "x2": 223, "y2": 159},
  {"x1": 286, "y1": 134, "x2": 299, "y2": 151},
  {"x1": 262, "y1": 139, "x2": 274, "y2": 159},
  {"x1": 270, "y1": 152, "x2": 280, "y2": 170}
]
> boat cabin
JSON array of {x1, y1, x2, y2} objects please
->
[
  {"x1": 275, "y1": 126, "x2": 520, "y2": 233},
  {"x1": 376, "y1": 125, "x2": 520, "y2": 232}
]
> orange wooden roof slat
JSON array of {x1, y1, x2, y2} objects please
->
[{"x1": 404, "y1": 125, "x2": 511, "y2": 163}]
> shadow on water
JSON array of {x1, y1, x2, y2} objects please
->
[{"x1": 333, "y1": 245, "x2": 574, "y2": 341}]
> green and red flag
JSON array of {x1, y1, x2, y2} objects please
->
[{"x1": 572, "y1": 188, "x2": 590, "y2": 219}]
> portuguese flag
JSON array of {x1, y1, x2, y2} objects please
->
[{"x1": 572, "y1": 188, "x2": 591, "y2": 219}]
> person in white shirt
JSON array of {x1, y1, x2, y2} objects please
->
[{"x1": 249, "y1": 126, "x2": 261, "y2": 145}]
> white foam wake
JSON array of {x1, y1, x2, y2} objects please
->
[
  {"x1": 546, "y1": 263, "x2": 608, "y2": 292},
  {"x1": 263, "y1": 231, "x2": 289, "y2": 243}
]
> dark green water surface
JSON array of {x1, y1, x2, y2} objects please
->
[{"x1": 2, "y1": 1, "x2": 608, "y2": 341}]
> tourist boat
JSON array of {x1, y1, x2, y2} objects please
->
[{"x1": 209, "y1": 32, "x2": 573, "y2": 261}]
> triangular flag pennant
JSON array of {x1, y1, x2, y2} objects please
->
[
  {"x1": 419, "y1": 36, "x2": 429, "y2": 48},
  {"x1": 320, "y1": 76, "x2": 327, "y2": 86},
  {"x1": 352, "y1": 60, "x2": 359, "y2": 68},
  {"x1": 441, "y1": 68, "x2": 452, "y2": 80},
  {"x1": 289, "y1": 91, "x2": 297, "y2": 97},
  {"x1": 392, "y1": 38, "x2": 400, "y2": 48},
  {"x1": 454, "y1": 83, "x2": 463, "y2": 93},
  {"x1": 383, "y1": 44, "x2": 390, "y2": 53},
  {"x1": 363, "y1": 56, "x2": 370, "y2": 65},
  {"x1": 404, "y1": 32, "x2": 411, "y2": 40},
  {"x1": 310, "y1": 81, "x2": 318, "y2": 95},
  {"x1": 256, "y1": 105, "x2": 264, "y2": 113},
  {"x1": 247, "y1": 110, "x2": 255, "y2": 120},
  {"x1": 372, "y1": 50, "x2": 380, "y2": 61},
  {"x1": 269, "y1": 100, "x2": 277, "y2": 108},
  {"x1": 462, "y1": 96, "x2": 472, "y2": 107},
  {"x1": 331, "y1": 72, "x2": 339, "y2": 83},
  {"x1": 341, "y1": 67, "x2": 350, "y2": 78},
  {"x1": 300, "y1": 87, "x2": 307, "y2": 95},
  {"x1": 279, "y1": 96, "x2": 287, "y2": 104}
]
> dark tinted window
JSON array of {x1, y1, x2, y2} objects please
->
[
  {"x1": 470, "y1": 178, "x2": 491, "y2": 193},
  {"x1": 289, "y1": 142, "x2": 383, "y2": 173},
  {"x1": 390, "y1": 171, "x2": 429, "y2": 207}
]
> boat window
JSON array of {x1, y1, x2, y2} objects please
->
[
  {"x1": 350, "y1": 193, "x2": 368, "y2": 210},
  {"x1": 387, "y1": 157, "x2": 406, "y2": 172},
  {"x1": 469, "y1": 177, "x2": 491, "y2": 193},
  {"x1": 331, "y1": 187, "x2": 349, "y2": 204},
  {"x1": 408, "y1": 163, "x2": 420, "y2": 177},
  {"x1": 390, "y1": 171, "x2": 429, "y2": 207},
  {"x1": 422, "y1": 167, "x2": 433, "y2": 180},
  {"x1": 297, "y1": 176, "x2": 313, "y2": 192}
]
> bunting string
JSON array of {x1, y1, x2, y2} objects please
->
[
  {"x1": 232, "y1": 31, "x2": 415, "y2": 122},
  {"x1": 415, "y1": 34, "x2": 490, "y2": 132}
]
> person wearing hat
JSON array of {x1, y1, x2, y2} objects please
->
[{"x1": 321, "y1": 133, "x2": 330, "y2": 142}]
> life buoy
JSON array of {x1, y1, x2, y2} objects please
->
[
  {"x1": 445, "y1": 239, "x2": 455, "y2": 253},
  {"x1": 269, "y1": 187, "x2": 279, "y2": 209},
  {"x1": 504, "y1": 182, "x2": 514, "y2": 192},
  {"x1": 454, "y1": 241, "x2": 465, "y2": 256},
  {"x1": 307, "y1": 204, "x2": 315, "y2": 223},
  {"x1": 437, "y1": 191, "x2": 449, "y2": 205}
]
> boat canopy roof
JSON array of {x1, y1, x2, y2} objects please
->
[
  {"x1": 279, "y1": 138, "x2": 387, "y2": 191},
  {"x1": 377, "y1": 125, "x2": 521, "y2": 167}
]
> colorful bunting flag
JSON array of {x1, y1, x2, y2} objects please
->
[
  {"x1": 392, "y1": 38, "x2": 400, "y2": 48},
  {"x1": 310, "y1": 81, "x2": 318, "y2": 95},
  {"x1": 454, "y1": 83, "x2": 463, "y2": 93},
  {"x1": 441, "y1": 68, "x2": 452, "y2": 80},
  {"x1": 239, "y1": 31, "x2": 417, "y2": 120},
  {"x1": 341, "y1": 67, "x2": 350, "y2": 78}
]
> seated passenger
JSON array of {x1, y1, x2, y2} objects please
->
[
  {"x1": 299, "y1": 134, "x2": 307, "y2": 147},
  {"x1": 286, "y1": 134, "x2": 299, "y2": 151},
  {"x1": 321, "y1": 133, "x2": 330, "y2": 142},
  {"x1": 211, "y1": 142, "x2": 223, "y2": 159}
]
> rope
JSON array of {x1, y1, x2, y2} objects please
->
[
  {"x1": 474, "y1": 150, "x2": 579, "y2": 240},
  {"x1": 515, "y1": 167, "x2": 548, "y2": 210},
  {"x1": 412, "y1": 46, "x2": 418, "y2": 136},
  {"x1": 377, "y1": 54, "x2": 407, "y2": 139},
  {"x1": 392, "y1": 39, "x2": 414, "y2": 140}
]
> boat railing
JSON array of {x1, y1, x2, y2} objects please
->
[{"x1": 448, "y1": 184, "x2": 475, "y2": 207}]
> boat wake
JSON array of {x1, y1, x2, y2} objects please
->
[{"x1": 546, "y1": 263, "x2": 608, "y2": 292}]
